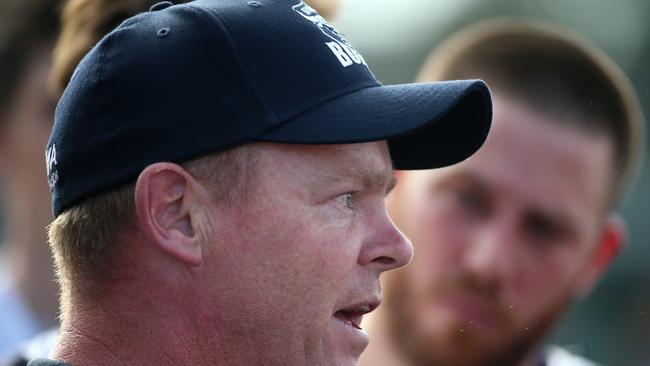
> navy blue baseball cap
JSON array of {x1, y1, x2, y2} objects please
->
[{"x1": 47, "y1": 0, "x2": 492, "y2": 216}]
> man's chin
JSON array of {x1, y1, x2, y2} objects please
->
[
  {"x1": 391, "y1": 309, "x2": 563, "y2": 366},
  {"x1": 400, "y1": 321, "x2": 513, "y2": 366},
  {"x1": 321, "y1": 315, "x2": 369, "y2": 365}
]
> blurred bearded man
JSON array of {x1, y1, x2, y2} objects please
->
[{"x1": 361, "y1": 19, "x2": 644, "y2": 366}]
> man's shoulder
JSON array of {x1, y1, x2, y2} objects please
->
[
  {"x1": 542, "y1": 345, "x2": 601, "y2": 366},
  {"x1": 26, "y1": 358, "x2": 71, "y2": 366}
]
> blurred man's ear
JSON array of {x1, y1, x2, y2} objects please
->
[
  {"x1": 134, "y1": 163, "x2": 203, "y2": 267},
  {"x1": 575, "y1": 214, "x2": 626, "y2": 299}
]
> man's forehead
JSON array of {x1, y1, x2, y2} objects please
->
[
  {"x1": 317, "y1": 142, "x2": 393, "y2": 178},
  {"x1": 329, "y1": 142, "x2": 392, "y2": 167},
  {"x1": 261, "y1": 141, "x2": 395, "y2": 187},
  {"x1": 264, "y1": 141, "x2": 391, "y2": 166}
]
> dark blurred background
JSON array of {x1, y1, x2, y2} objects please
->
[{"x1": 337, "y1": 0, "x2": 649, "y2": 364}]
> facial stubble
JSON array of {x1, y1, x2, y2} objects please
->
[{"x1": 383, "y1": 269, "x2": 573, "y2": 366}]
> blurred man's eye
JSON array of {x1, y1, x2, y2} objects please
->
[
  {"x1": 452, "y1": 187, "x2": 489, "y2": 218},
  {"x1": 524, "y1": 213, "x2": 561, "y2": 243}
]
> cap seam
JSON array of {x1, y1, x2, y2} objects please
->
[
  {"x1": 187, "y1": 3, "x2": 281, "y2": 123},
  {"x1": 254, "y1": 79, "x2": 379, "y2": 137}
]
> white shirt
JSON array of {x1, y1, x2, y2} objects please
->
[{"x1": 543, "y1": 345, "x2": 600, "y2": 366}]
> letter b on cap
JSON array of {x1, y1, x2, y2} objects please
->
[{"x1": 326, "y1": 41, "x2": 353, "y2": 67}]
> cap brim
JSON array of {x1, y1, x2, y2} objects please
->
[{"x1": 255, "y1": 79, "x2": 492, "y2": 170}]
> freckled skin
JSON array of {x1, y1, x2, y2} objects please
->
[
  {"x1": 196, "y1": 142, "x2": 412, "y2": 365},
  {"x1": 51, "y1": 141, "x2": 413, "y2": 366},
  {"x1": 362, "y1": 94, "x2": 617, "y2": 366}
]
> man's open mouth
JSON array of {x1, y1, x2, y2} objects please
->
[{"x1": 334, "y1": 302, "x2": 379, "y2": 330}]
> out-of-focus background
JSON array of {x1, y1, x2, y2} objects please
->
[
  {"x1": 0, "y1": 0, "x2": 647, "y2": 364},
  {"x1": 335, "y1": 1, "x2": 649, "y2": 365}
]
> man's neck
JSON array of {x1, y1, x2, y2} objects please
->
[
  {"x1": 50, "y1": 272, "x2": 276, "y2": 366},
  {"x1": 53, "y1": 296, "x2": 204, "y2": 366}
]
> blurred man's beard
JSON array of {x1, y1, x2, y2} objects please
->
[{"x1": 383, "y1": 270, "x2": 572, "y2": 366}]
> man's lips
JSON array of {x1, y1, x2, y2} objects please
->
[{"x1": 334, "y1": 301, "x2": 380, "y2": 329}]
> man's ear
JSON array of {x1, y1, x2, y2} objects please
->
[
  {"x1": 575, "y1": 214, "x2": 626, "y2": 299},
  {"x1": 135, "y1": 162, "x2": 203, "y2": 266}
]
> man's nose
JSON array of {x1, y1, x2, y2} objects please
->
[
  {"x1": 462, "y1": 217, "x2": 518, "y2": 289},
  {"x1": 358, "y1": 209, "x2": 413, "y2": 271}
]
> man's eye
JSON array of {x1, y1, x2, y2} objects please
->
[
  {"x1": 455, "y1": 189, "x2": 481, "y2": 210},
  {"x1": 456, "y1": 189, "x2": 477, "y2": 207},
  {"x1": 334, "y1": 193, "x2": 353, "y2": 209},
  {"x1": 448, "y1": 187, "x2": 490, "y2": 219},
  {"x1": 525, "y1": 214, "x2": 560, "y2": 242}
]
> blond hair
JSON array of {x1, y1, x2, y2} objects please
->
[
  {"x1": 50, "y1": 0, "x2": 336, "y2": 97},
  {"x1": 48, "y1": 145, "x2": 259, "y2": 312},
  {"x1": 51, "y1": 0, "x2": 192, "y2": 96}
]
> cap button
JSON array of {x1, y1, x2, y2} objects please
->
[{"x1": 150, "y1": 1, "x2": 173, "y2": 12}]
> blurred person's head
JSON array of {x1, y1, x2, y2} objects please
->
[
  {"x1": 303, "y1": 0, "x2": 342, "y2": 20},
  {"x1": 375, "y1": 19, "x2": 644, "y2": 366},
  {"x1": 50, "y1": 0, "x2": 338, "y2": 97},
  {"x1": 41, "y1": 1, "x2": 492, "y2": 365},
  {"x1": 0, "y1": 0, "x2": 60, "y2": 332},
  {"x1": 51, "y1": 0, "x2": 194, "y2": 97}
]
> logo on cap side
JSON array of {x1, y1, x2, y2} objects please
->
[
  {"x1": 46, "y1": 144, "x2": 59, "y2": 190},
  {"x1": 292, "y1": 1, "x2": 367, "y2": 68}
]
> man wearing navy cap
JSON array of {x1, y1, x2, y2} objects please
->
[{"x1": 30, "y1": 1, "x2": 491, "y2": 365}]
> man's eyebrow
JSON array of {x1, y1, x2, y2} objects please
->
[
  {"x1": 313, "y1": 165, "x2": 396, "y2": 194},
  {"x1": 434, "y1": 170, "x2": 489, "y2": 193},
  {"x1": 351, "y1": 166, "x2": 396, "y2": 195}
]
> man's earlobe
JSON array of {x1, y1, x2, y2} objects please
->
[
  {"x1": 135, "y1": 163, "x2": 203, "y2": 266},
  {"x1": 575, "y1": 214, "x2": 626, "y2": 299}
]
